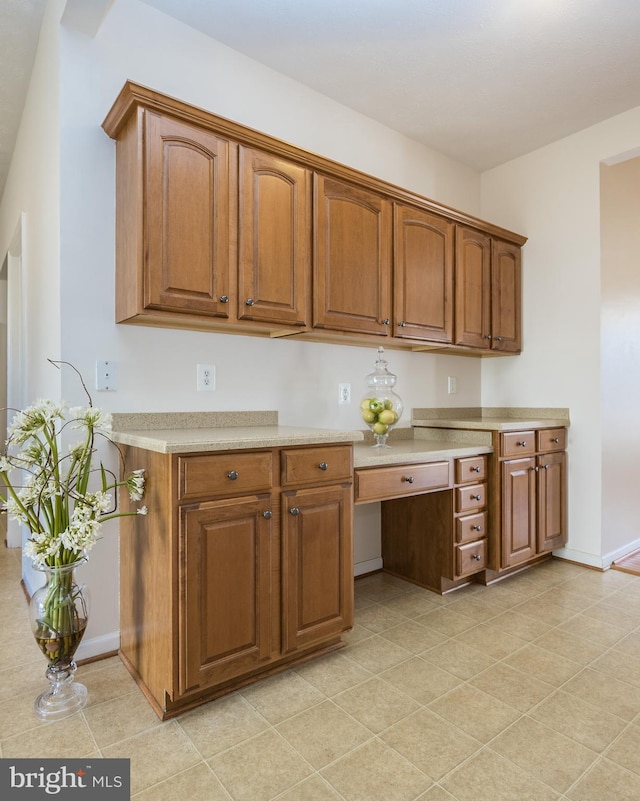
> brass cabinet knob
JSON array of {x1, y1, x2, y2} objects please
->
[
  {"x1": 471, "y1": 494, "x2": 482, "y2": 501},
  {"x1": 227, "y1": 470, "x2": 239, "y2": 480},
  {"x1": 289, "y1": 507, "x2": 300, "y2": 516},
  {"x1": 403, "y1": 476, "x2": 415, "y2": 484},
  {"x1": 472, "y1": 525, "x2": 482, "y2": 532},
  {"x1": 262, "y1": 510, "x2": 272, "y2": 519},
  {"x1": 318, "y1": 462, "x2": 328, "y2": 471},
  {"x1": 245, "y1": 298, "x2": 255, "y2": 306},
  {"x1": 219, "y1": 295, "x2": 229, "y2": 303}
]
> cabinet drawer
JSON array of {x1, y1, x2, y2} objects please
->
[
  {"x1": 355, "y1": 460, "x2": 450, "y2": 503},
  {"x1": 178, "y1": 451, "x2": 273, "y2": 501},
  {"x1": 456, "y1": 539, "x2": 487, "y2": 577},
  {"x1": 281, "y1": 445, "x2": 352, "y2": 487},
  {"x1": 455, "y1": 483, "x2": 486, "y2": 513},
  {"x1": 456, "y1": 511, "x2": 487, "y2": 544},
  {"x1": 501, "y1": 431, "x2": 535, "y2": 457},
  {"x1": 455, "y1": 455, "x2": 487, "y2": 484},
  {"x1": 537, "y1": 428, "x2": 566, "y2": 453}
]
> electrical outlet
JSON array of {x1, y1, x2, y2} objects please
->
[
  {"x1": 197, "y1": 364, "x2": 216, "y2": 391},
  {"x1": 447, "y1": 376, "x2": 457, "y2": 395},
  {"x1": 338, "y1": 383, "x2": 351, "y2": 404}
]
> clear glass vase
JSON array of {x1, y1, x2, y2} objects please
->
[
  {"x1": 29, "y1": 558, "x2": 89, "y2": 721},
  {"x1": 360, "y1": 346, "x2": 403, "y2": 447}
]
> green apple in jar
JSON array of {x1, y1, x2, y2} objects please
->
[
  {"x1": 368, "y1": 398, "x2": 385, "y2": 414},
  {"x1": 361, "y1": 409, "x2": 377, "y2": 424},
  {"x1": 372, "y1": 422, "x2": 389, "y2": 435},
  {"x1": 377, "y1": 409, "x2": 397, "y2": 426}
]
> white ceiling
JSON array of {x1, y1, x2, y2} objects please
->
[
  {"x1": 0, "y1": 0, "x2": 48, "y2": 197},
  {"x1": 2, "y1": 0, "x2": 640, "y2": 196}
]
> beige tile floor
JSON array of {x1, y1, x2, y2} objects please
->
[{"x1": 2, "y1": 544, "x2": 640, "y2": 801}]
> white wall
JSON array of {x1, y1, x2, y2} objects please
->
[
  {"x1": 31, "y1": 0, "x2": 485, "y2": 657},
  {"x1": 600, "y1": 157, "x2": 640, "y2": 559},
  {"x1": 0, "y1": 0, "x2": 65, "y2": 592},
  {"x1": 481, "y1": 107, "x2": 640, "y2": 568},
  {"x1": 0, "y1": 0, "x2": 63, "y2": 402}
]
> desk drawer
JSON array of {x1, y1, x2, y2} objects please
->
[
  {"x1": 501, "y1": 431, "x2": 535, "y2": 458},
  {"x1": 456, "y1": 511, "x2": 487, "y2": 544},
  {"x1": 537, "y1": 428, "x2": 566, "y2": 453},
  {"x1": 281, "y1": 445, "x2": 352, "y2": 487},
  {"x1": 455, "y1": 483, "x2": 487, "y2": 513},
  {"x1": 355, "y1": 460, "x2": 450, "y2": 503},
  {"x1": 178, "y1": 451, "x2": 273, "y2": 501},
  {"x1": 456, "y1": 539, "x2": 487, "y2": 577},
  {"x1": 455, "y1": 455, "x2": 487, "y2": 484}
]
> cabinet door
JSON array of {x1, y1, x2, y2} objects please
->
[
  {"x1": 454, "y1": 226, "x2": 492, "y2": 348},
  {"x1": 145, "y1": 112, "x2": 232, "y2": 317},
  {"x1": 502, "y1": 457, "x2": 536, "y2": 567},
  {"x1": 179, "y1": 496, "x2": 274, "y2": 696},
  {"x1": 537, "y1": 451, "x2": 566, "y2": 553},
  {"x1": 394, "y1": 205, "x2": 453, "y2": 342},
  {"x1": 281, "y1": 484, "x2": 354, "y2": 653},
  {"x1": 491, "y1": 239, "x2": 521, "y2": 353},
  {"x1": 313, "y1": 175, "x2": 392, "y2": 335},
  {"x1": 238, "y1": 147, "x2": 311, "y2": 326}
]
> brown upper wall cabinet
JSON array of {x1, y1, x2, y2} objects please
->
[
  {"x1": 313, "y1": 175, "x2": 392, "y2": 337},
  {"x1": 454, "y1": 226, "x2": 522, "y2": 353},
  {"x1": 103, "y1": 82, "x2": 526, "y2": 354},
  {"x1": 238, "y1": 147, "x2": 311, "y2": 328},
  {"x1": 394, "y1": 204, "x2": 454, "y2": 344}
]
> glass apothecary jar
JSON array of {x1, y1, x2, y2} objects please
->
[{"x1": 360, "y1": 347, "x2": 403, "y2": 448}]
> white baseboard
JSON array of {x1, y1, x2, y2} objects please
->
[
  {"x1": 602, "y1": 536, "x2": 640, "y2": 569},
  {"x1": 553, "y1": 547, "x2": 606, "y2": 570},
  {"x1": 354, "y1": 557, "x2": 383, "y2": 577},
  {"x1": 555, "y1": 537, "x2": 640, "y2": 571},
  {"x1": 77, "y1": 631, "x2": 119, "y2": 662}
]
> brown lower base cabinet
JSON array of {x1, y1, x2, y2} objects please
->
[
  {"x1": 496, "y1": 428, "x2": 567, "y2": 572},
  {"x1": 357, "y1": 454, "x2": 488, "y2": 595},
  {"x1": 118, "y1": 443, "x2": 354, "y2": 720},
  {"x1": 375, "y1": 429, "x2": 567, "y2": 593}
]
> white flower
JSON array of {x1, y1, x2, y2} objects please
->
[
  {"x1": 137, "y1": 506, "x2": 148, "y2": 515},
  {"x1": 8, "y1": 400, "x2": 66, "y2": 444},
  {"x1": 0, "y1": 364, "x2": 147, "y2": 568},
  {"x1": 127, "y1": 469, "x2": 146, "y2": 502},
  {"x1": 70, "y1": 406, "x2": 113, "y2": 434}
]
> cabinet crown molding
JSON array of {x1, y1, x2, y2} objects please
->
[{"x1": 103, "y1": 80, "x2": 527, "y2": 247}]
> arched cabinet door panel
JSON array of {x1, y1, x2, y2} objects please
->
[
  {"x1": 313, "y1": 174, "x2": 392, "y2": 336},
  {"x1": 238, "y1": 147, "x2": 311, "y2": 327},
  {"x1": 145, "y1": 112, "x2": 233, "y2": 317},
  {"x1": 394, "y1": 204, "x2": 453, "y2": 343}
]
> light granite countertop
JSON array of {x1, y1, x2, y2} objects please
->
[
  {"x1": 412, "y1": 406, "x2": 570, "y2": 432},
  {"x1": 109, "y1": 407, "x2": 569, "y2": 461},
  {"x1": 110, "y1": 411, "x2": 364, "y2": 454},
  {"x1": 353, "y1": 438, "x2": 492, "y2": 468}
]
